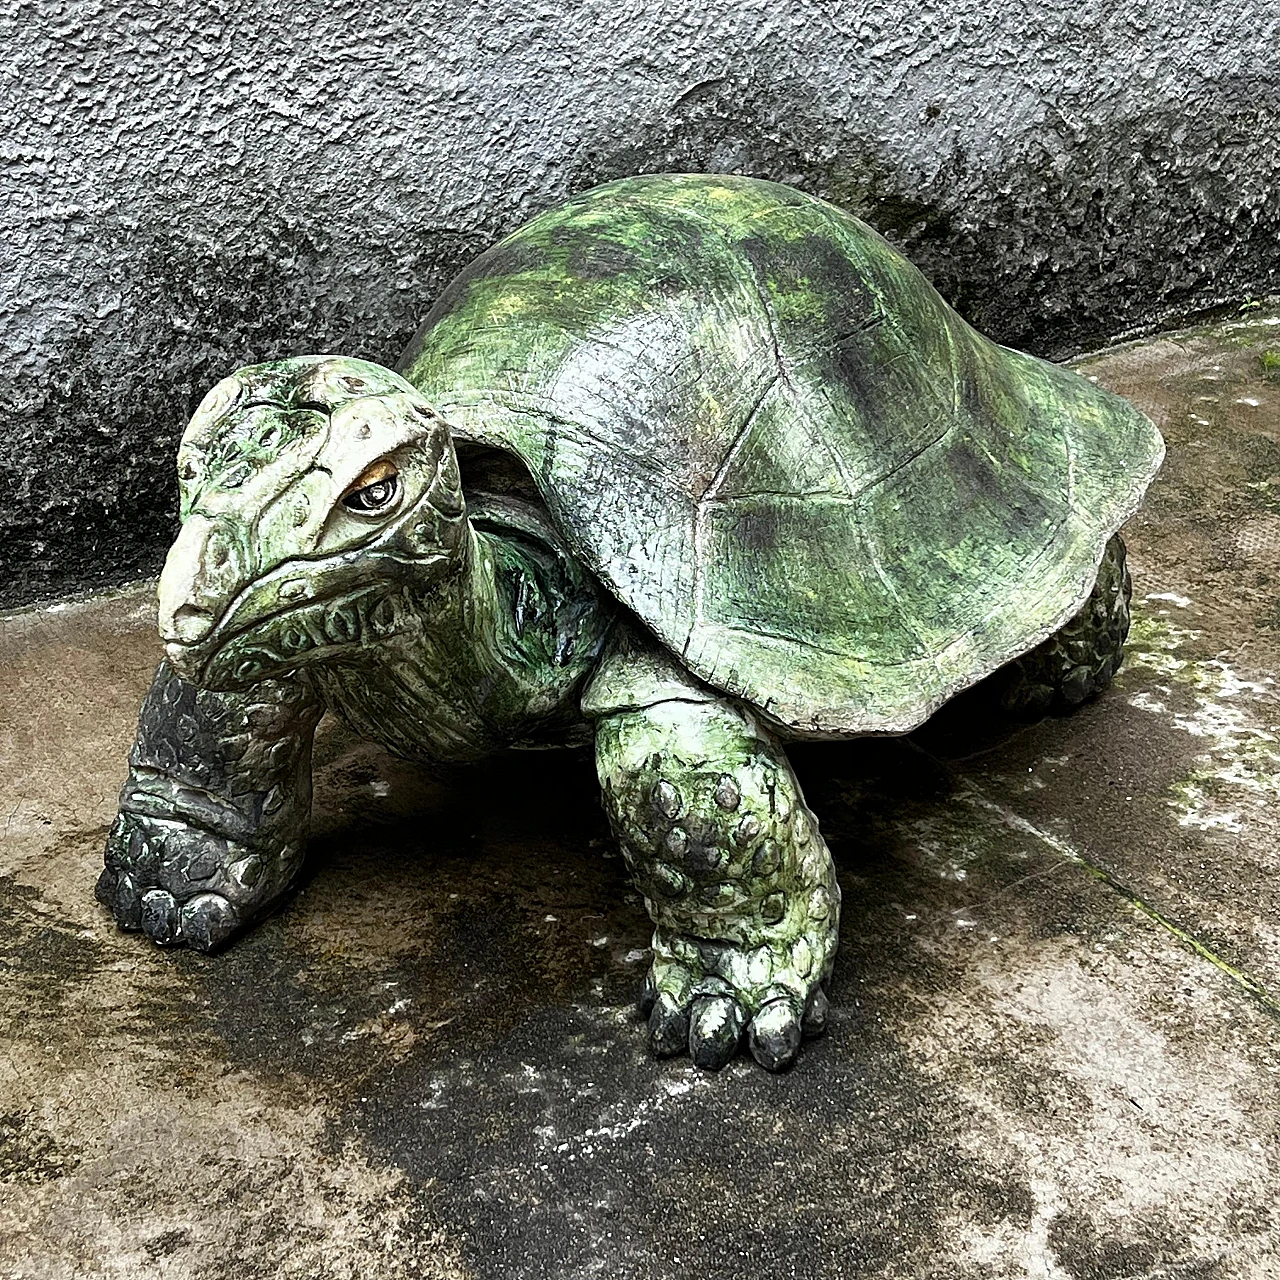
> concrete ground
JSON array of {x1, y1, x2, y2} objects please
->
[{"x1": 3, "y1": 315, "x2": 1280, "y2": 1280}]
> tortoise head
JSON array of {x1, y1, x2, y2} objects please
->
[{"x1": 158, "y1": 355, "x2": 466, "y2": 691}]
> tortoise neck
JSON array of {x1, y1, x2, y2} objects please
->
[{"x1": 312, "y1": 518, "x2": 609, "y2": 761}]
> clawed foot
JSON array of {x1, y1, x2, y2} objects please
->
[
  {"x1": 96, "y1": 811, "x2": 299, "y2": 952},
  {"x1": 637, "y1": 932, "x2": 832, "y2": 1072}
]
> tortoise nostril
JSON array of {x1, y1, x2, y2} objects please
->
[{"x1": 168, "y1": 603, "x2": 215, "y2": 644}]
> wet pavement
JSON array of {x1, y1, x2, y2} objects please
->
[{"x1": 3, "y1": 314, "x2": 1280, "y2": 1279}]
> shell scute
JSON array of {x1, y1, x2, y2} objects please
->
[{"x1": 400, "y1": 174, "x2": 1163, "y2": 735}]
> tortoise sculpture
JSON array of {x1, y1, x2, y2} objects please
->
[{"x1": 98, "y1": 174, "x2": 1164, "y2": 1072}]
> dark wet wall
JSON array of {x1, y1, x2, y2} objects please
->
[{"x1": 3, "y1": 0, "x2": 1278, "y2": 608}]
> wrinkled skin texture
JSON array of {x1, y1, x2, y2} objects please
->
[{"x1": 99, "y1": 175, "x2": 1162, "y2": 1072}]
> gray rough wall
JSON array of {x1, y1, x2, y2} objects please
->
[{"x1": 4, "y1": 0, "x2": 1279, "y2": 608}]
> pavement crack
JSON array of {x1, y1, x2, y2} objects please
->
[{"x1": 958, "y1": 783, "x2": 1280, "y2": 1023}]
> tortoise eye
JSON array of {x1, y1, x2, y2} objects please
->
[{"x1": 341, "y1": 459, "x2": 401, "y2": 516}]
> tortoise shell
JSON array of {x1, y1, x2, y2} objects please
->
[{"x1": 398, "y1": 174, "x2": 1163, "y2": 735}]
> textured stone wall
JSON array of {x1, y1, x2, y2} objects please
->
[{"x1": 4, "y1": 0, "x2": 1278, "y2": 607}]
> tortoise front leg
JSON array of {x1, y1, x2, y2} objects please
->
[
  {"x1": 593, "y1": 695, "x2": 840, "y2": 1071},
  {"x1": 96, "y1": 660, "x2": 323, "y2": 951}
]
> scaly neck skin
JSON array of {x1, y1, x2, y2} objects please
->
[{"x1": 309, "y1": 520, "x2": 607, "y2": 763}]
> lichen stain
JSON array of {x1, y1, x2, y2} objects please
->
[{"x1": 1123, "y1": 604, "x2": 1280, "y2": 836}]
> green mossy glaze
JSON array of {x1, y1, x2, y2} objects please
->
[
  {"x1": 101, "y1": 174, "x2": 1162, "y2": 1071},
  {"x1": 400, "y1": 173, "x2": 1164, "y2": 735}
]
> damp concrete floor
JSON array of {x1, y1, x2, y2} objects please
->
[{"x1": 4, "y1": 315, "x2": 1280, "y2": 1280}]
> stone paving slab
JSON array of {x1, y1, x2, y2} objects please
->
[{"x1": 3, "y1": 317, "x2": 1280, "y2": 1279}]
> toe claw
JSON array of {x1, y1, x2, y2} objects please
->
[
  {"x1": 688, "y1": 994, "x2": 745, "y2": 1071},
  {"x1": 748, "y1": 997, "x2": 802, "y2": 1072},
  {"x1": 95, "y1": 866, "x2": 119, "y2": 910},
  {"x1": 180, "y1": 893, "x2": 241, "y2": 952},
  {"x1": 638, "y1": 970, "x2": 657, "y2": 1018},
  {"x1": 648, "y1": 992, "x2": 690, "y2": 1057},
  {"x1": 112, "y1": 874, "x2": 143, "y2": 931},
  {"x1": 140, "y1": 888, "x2": 181, "y2": 945},
  {"x1": 802, "y1": 987, "x2": 830, "y2": 1039}
]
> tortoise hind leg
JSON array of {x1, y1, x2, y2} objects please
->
[{"x1": 997, "y1": 533, "x2": 1132, "y2": 718}]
